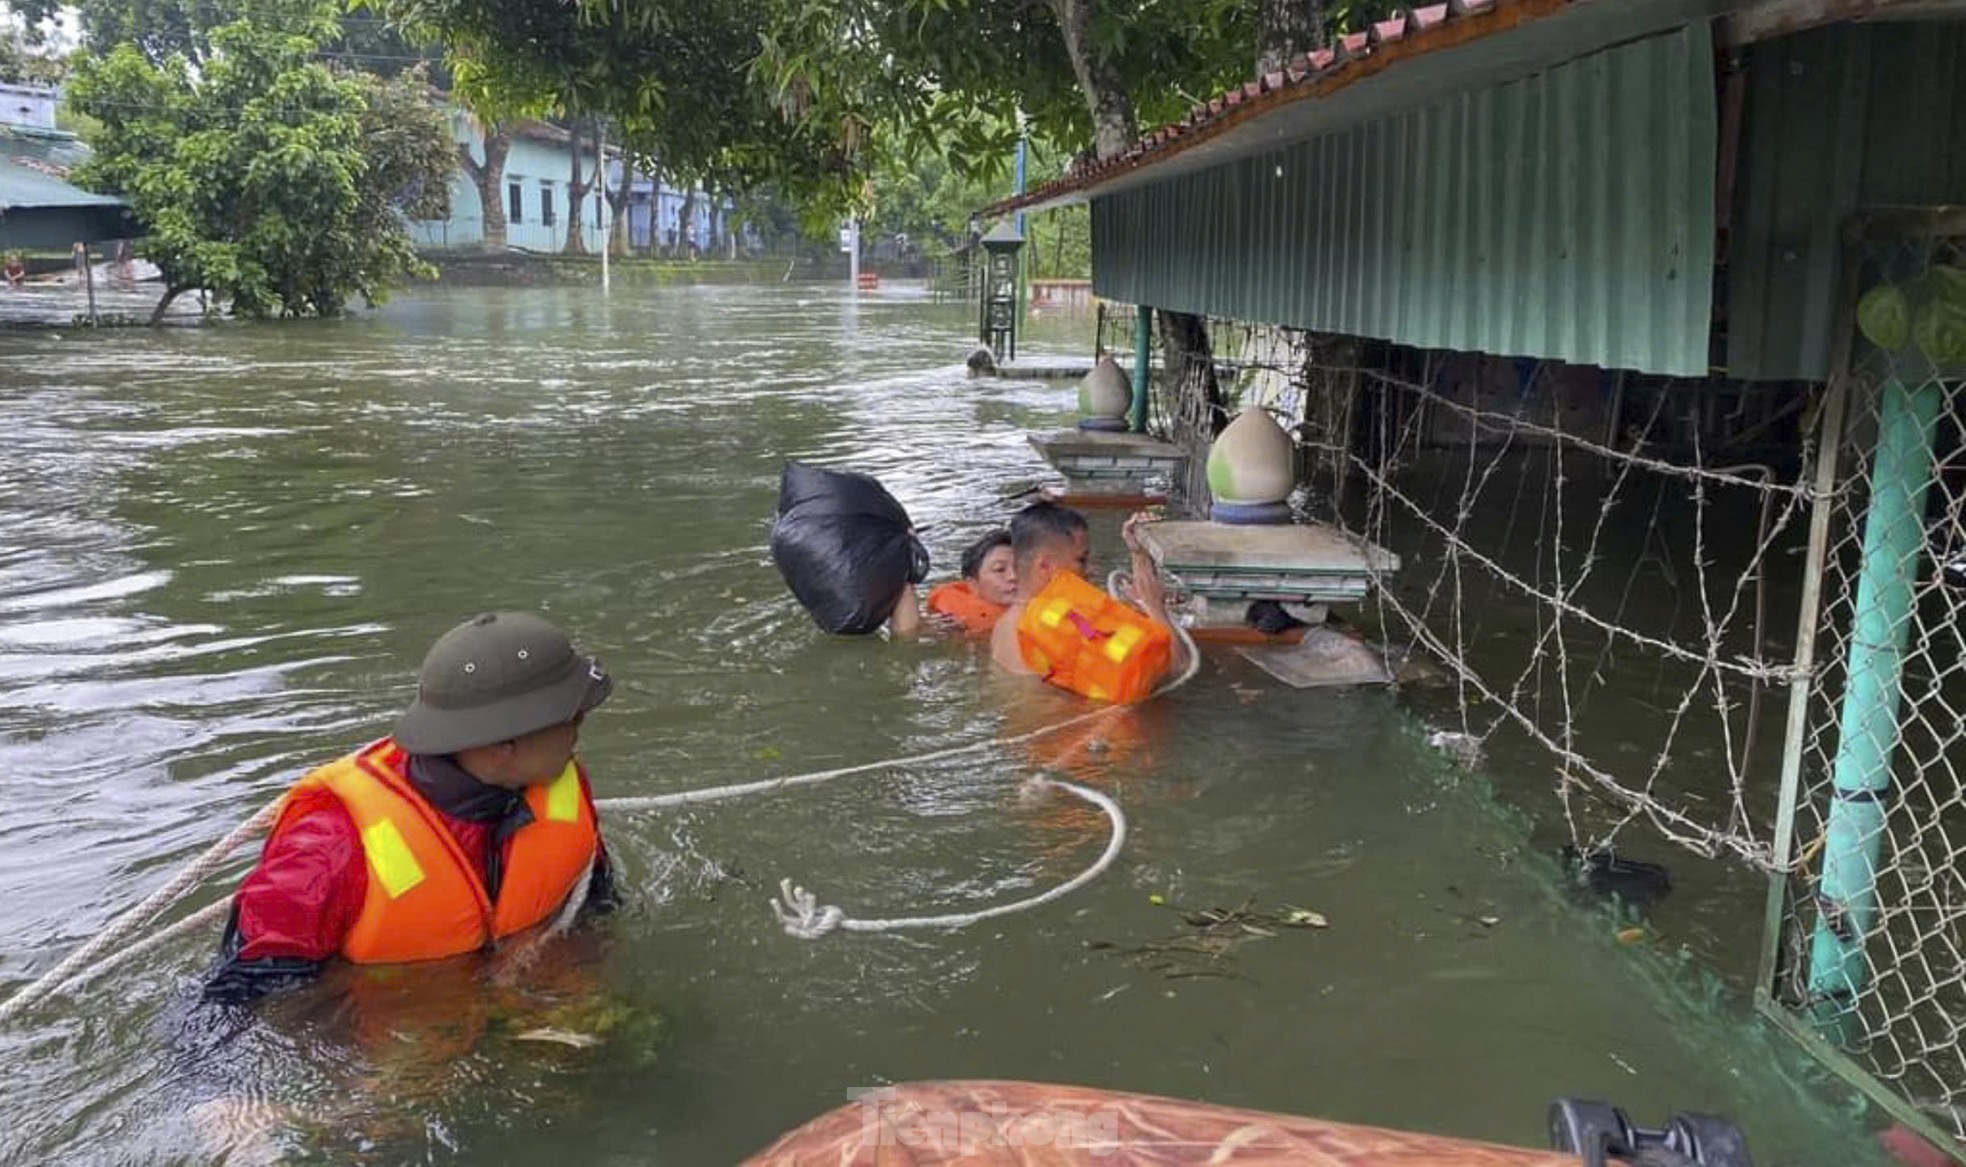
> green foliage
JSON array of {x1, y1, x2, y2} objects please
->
[
  {"x1": 864, "y1": 139, "x2": 1087, "y2": 276},
  {"x1": 370, "y1": 0, "x2": 862, "y2": 219},
  {"x1": 371, "y1": 0, "x2": 1407, "y2": 226},
  {"x1": 11, "y1": 0, "x2": 445, "y2": 81},
  {"x1": 0, "y1": 19, "x2": 70, "y2": 86},
  {"x1": 753, "y1": 0, "x2": 1255, "y2": 178},
  {"x1": 66, "y1": 14, "x2": 457, "y2": 319}
]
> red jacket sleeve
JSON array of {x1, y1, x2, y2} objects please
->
[{"x1": 231, "y1": 795, "x2": 368, "y2": 963}]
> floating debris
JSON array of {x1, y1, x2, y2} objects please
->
[
  {"x1": 1562, "y1": 845, "x2": 1673, "y2": 915},
  {"x1": 1278, "y1": 906, "x2": 1329, "y2": 929},
  {"x1": 513, "y1": 1027, "x2": 604, "y2": 1049},
  {"x1": 1093, "y1": 897, "x2": 1331, "y2": 982},
  {"x1": 1425, "y1": 730, "x2": 1485, "y2": 770}
]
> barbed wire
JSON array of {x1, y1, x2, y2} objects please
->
[{"x1": 1149, "y1": 315, "x2": 1812, "y2": 873}]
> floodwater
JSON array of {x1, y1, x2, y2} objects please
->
[{"x1": 0, "y1": 285, "x2": 1889, "y2": 1165}]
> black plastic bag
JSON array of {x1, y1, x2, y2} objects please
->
[{"x1": 770, "y1": 462, "x2": 930, "y2": 635}]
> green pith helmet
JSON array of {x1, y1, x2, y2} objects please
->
[{"x1": 393, "y1": 612, "x2": 613, "y2": 755}]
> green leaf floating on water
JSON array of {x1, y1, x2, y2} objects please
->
[
  {"x1": 1912, "y1": 265, "x2": 1966, "y2": 366},
  {"x1": 1858, "y1": 282, "x2": 1911, "y2": 352}
]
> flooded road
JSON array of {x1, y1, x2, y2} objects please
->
[{"x1": 0, "y1": 285, "x2": 1885, "y2": 1164}]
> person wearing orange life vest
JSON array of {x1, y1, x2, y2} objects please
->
[
  {"x1": 989, "y1": 501, "x2": 1190, "y2": 698},
  {"x1": 202, "y1": 611, "x2": 618, "y2": 1004},
  {"x1": 888, "y1": 530, "x2": 1017, "y2": 638}
]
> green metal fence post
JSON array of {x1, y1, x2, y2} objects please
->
[
  {"x1": 1805, "y1": 372, "x2": 1944, "y2": 1041},
  {"x1": 1131, "y1": 304, "x2": 1151, "y2": 433}
]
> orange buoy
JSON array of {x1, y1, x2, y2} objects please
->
[{"x1": 1015, "y1": 570, "x2": 1172, "y2": 704}]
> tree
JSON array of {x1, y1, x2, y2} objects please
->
[
  {"x1": 66, "y1": 14, "x2": 456, "y2": 322},
  {"x1": 606, "y1": 140, "x2": 636, "y2": 257},
  {"x1": 560, "y1": 115, "x2": 587, "y2": 254},
  {"x1": 1257, "y1": 0, "x2": 1326, "y2": 76},
  {"x1": 373, "y1": 0, "x2": 862, "y2": 222},
  {"x1": 455, "y1": 114, "x2": 510, "y2": 251},
  {"x1": 1, "y1": 7, "x2": 70, "y2": 86},
  {"x1": 677, "y1": 184, "x2": 696, "y2": 257},
  {"x1": 13, "y1": 0, "x2": 447, "y2": 76}
]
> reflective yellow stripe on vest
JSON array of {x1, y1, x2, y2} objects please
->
[
  {"x1": 544, "y1": 763, "x2": 581, "y2": 823},
  {"x1": 362, "y1": 818, "x2": 427, "y2": 899}
]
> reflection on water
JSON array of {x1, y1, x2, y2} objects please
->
[{"x1": 0, "y1": 286, "x2": 1886, "y2": 1164}]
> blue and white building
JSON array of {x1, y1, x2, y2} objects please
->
[{"x1": 409, "y1": 104, "x2": 738, "y2": 256}]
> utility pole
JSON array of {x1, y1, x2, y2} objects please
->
[{"x1": 597, "y1": 124, "x2": 611, "y2": 295}]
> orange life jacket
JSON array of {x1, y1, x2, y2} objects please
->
[
  {"x1": 926, "y1": 579, "x2": 1007, "y2": 635},
  {"x1": 1015, "y1": 570, "x2": 1173, "y2": 704},
  {"x1": 269, "y1": 739, "x2": 599, "y2": 965}
]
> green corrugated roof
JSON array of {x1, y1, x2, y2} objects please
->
[
  {"x1": 0, "y1": 125, "x2": 138, "y2": 248},
  {"x1": 1091, "y1": 24, "x2": 1717, "y2": 378},
  {"x1": 1724, "y1": 20, "x2": 1966, "y2": 383}
]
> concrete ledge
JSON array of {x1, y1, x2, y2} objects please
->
[
  {"x1": 994, "y1": 357, "x2": 1097, "y2": 380},
  {"x1": 1137, "y1": 520, "x2": 1399, "y2": 576}
]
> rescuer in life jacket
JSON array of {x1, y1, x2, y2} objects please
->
[
  {"x1": 989, "y1": 501, "x2": 1190, "y2": 700},
  {"x1": 887, "y1": 529, "x2": 1017, "y2": 637},
  {"x1": 202, "y1": 611, "x2": 618, "y2": 1004}
]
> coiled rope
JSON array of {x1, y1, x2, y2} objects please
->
[
  {"x1": 0, "y1": 618, "x2": 1199, "y2": 1025},
  {"x1": 769, "y1": 777, "x2": 1125, "y2": 939}
]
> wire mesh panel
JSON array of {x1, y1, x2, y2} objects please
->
[
  {"x1": 1135, "y1": 216, "x2": 1966, "y2": 1152},
  {"x1": 1766, "y1": 211, "x2": 1966, "y2": 1146},
  {"x1": 1146, "y1": 309, "x2": 1811, "y2": 865}
]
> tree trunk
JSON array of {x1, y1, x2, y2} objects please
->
[
  {"x1": 459, "y1": 122, "x2": 510, "y2": 252},
  {"x1": 1046, "y1": 0, "x2": 1138, "y2": 160},
  {"x1": 678, "y1": 187, "x2": 698, "y2": 259},
  {"x1": 707, "y1": 190, "x2": 723, "y2": 256},
  {"x1": 1256, "y1": 0, "x2": 1326, "y2": 76},
  {"x1": 149, "y1": 284, "x2": 188, "y2": 326},
  {"x1": 1044, "y1": 0, "x2": 1217, "y2": 495},
  {"x1": 564, "y1": 119, "x2": 591, "y2": 255},
  {"x1": 606, "y1": 147, "x2": 635, "y2": 257}
]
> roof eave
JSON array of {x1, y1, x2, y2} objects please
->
[{"x1": 988, "y1": 0, "x2": 1748, "y2": 219}]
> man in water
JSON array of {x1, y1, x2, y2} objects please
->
[
  {"x1": 203, "y1": 611, "x2": 617, "y2": 1003},
  {"x1": 989, "y1": 501, "x2": 1186, "y2": 685}
]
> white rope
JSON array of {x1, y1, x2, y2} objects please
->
[
  {"x1": 0, "y1": 618, "x2": 1202, "y2": 1023},
  {"x1": 594, "y1": 704, "x2": 1125, "y2": 813},
  {"x1": 768, "y1": 777, "x2": 1125, "y2": 939},
  {"x1": 0, "y1": 801, "x2": 279, "y2": 1025},
  {"x1": 52, "y1": 899, "x2": 232, "y2": 998},
  {"x1": 1108, "y1": 569, "x2": 1202, "y2": 694}
]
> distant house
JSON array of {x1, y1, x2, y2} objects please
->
[
  {"x1": 608, "y1": 157, "x2": 736, "y2": 257},
  {"x1": 0, "y1": 85, "x2": 138, "y2": 253},
  {"x1": 409, "y1": 104, "x2": 740, "y2": 256},
  {"x1": 0, "y1": 83, "x2": 59, "y2": 131},
  {"x1": 408, "y1": 113, "x2": 609, "y2": 253}
]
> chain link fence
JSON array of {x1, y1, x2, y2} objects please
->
[
  {"x1": 1105, "y1": 210, "x2": 1966, "y2": 1154},
  {"x1": 1763, "y1": 210, "x2": 1966, "y2": 1150}
]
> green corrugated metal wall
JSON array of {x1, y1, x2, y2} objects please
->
[
  {"x1": 1725, "y1": 21, "x2": 1966, "y2": 383},
  {"x1": 1091, "y1": 24, "x2": 1717, "y2": 378}
]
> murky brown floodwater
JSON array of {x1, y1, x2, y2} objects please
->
[{"x1": 0, "y1": 284, "x2": 1890, "y2": 1164}]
